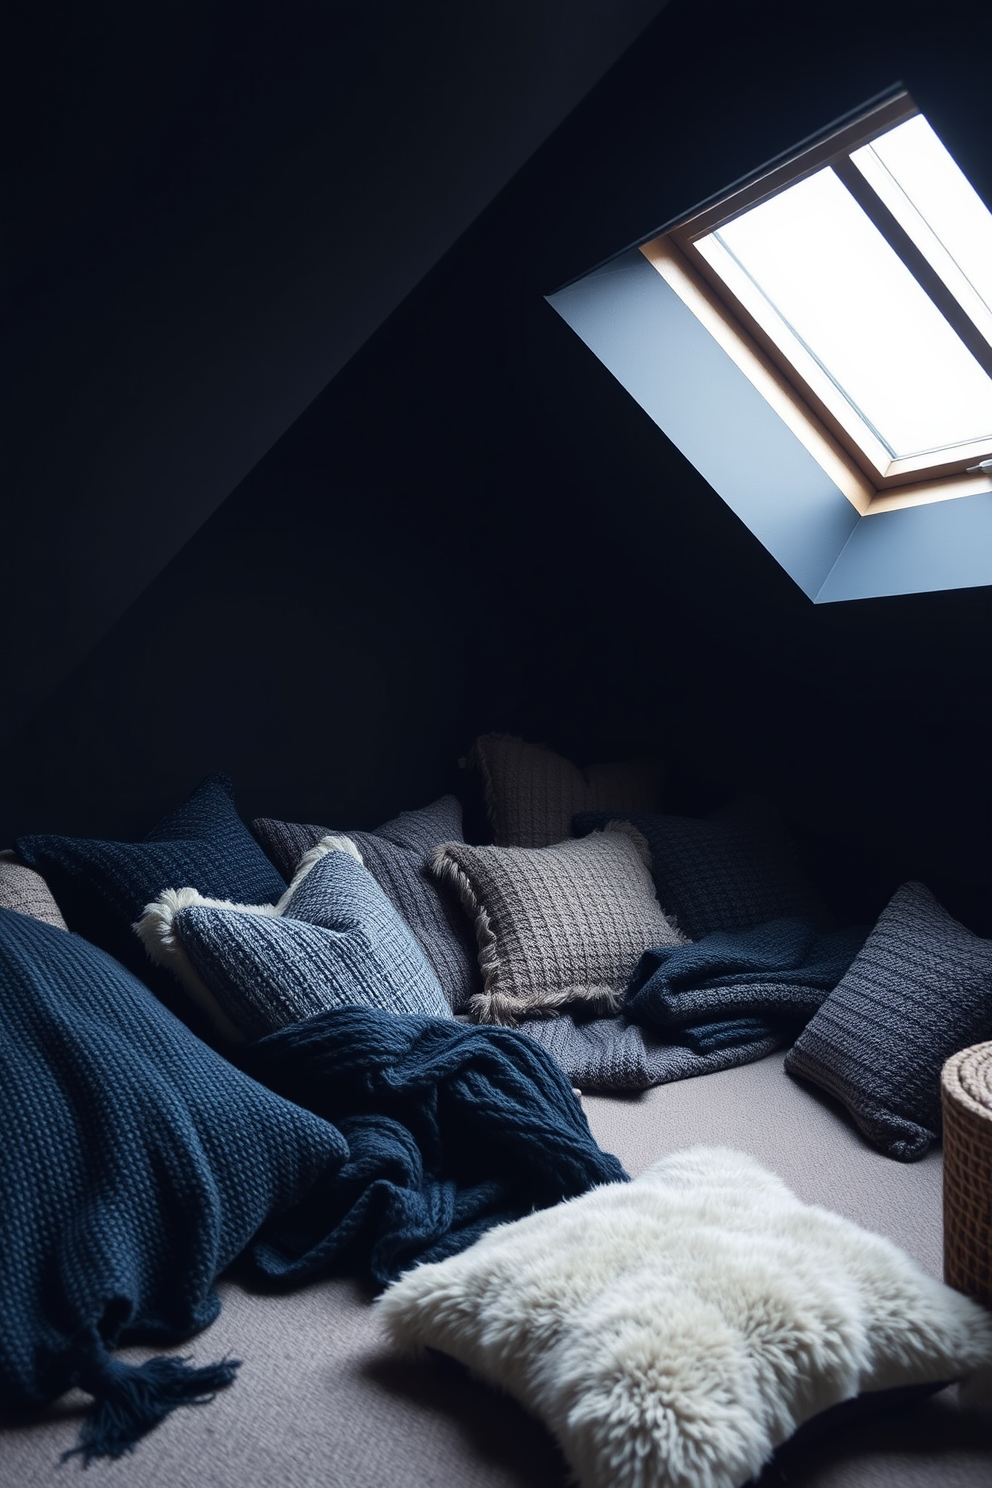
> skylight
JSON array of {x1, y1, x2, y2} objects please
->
[{"x1": 643, "y1": 92, "x2": 992, "y2": 506}]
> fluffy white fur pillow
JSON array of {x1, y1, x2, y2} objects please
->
[{"x1": 378, "y1": 1147, "x2": 992, "y2": 1488}]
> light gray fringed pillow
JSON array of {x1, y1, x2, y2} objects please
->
[
  {"x1": 0, "y1": 851, "x2": 68, "y2": 930},
  {"x1": 135, "y1": 837, "x2": 452, "y2": 1041},
  {"x1": 252, "y1": 796, "x2": 480, "y2": 1011},
  {"x1": 465, "y1": 734, "x2": 664, "y2": 849},
  {"x1": 379, "y1": 1146, "x2": 992, "y2": 1488},
  {"x1": 785, "y1": 881, "x2": 992, "y2": 1160},
  {"x1": 430, "y1": 825, "x2": 685, "y2": 1026}
]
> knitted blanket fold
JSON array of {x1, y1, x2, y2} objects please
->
[
  {"x1": 237, "y1": 1006, "x2": 629, "y2": 1287},
  {"x1": 624, "y1": 917, "x2": 868, "y2": 1045}
]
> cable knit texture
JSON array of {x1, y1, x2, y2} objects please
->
[
  {"x1": 253, "y1": 796, "x2": 480, "y2": 1010},
  {"x1": 430, "y1": 826, "x2": 685, "y2": 1026},
  {"x1": 786, "y1": 881, "x2": 992, "y2": 1161},
  {"x1": 235, "y1": 1004, "x2": 629, "y2": 1286},
  {"x1": 467, "y1": 734, "x2": 663, "y2": 849}
]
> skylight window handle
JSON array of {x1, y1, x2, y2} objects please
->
[{"x1": 965, "y1": 458, "x2": 992, "y2": 474}]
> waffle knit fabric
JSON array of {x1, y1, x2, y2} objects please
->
[
  {"x1": 0, "y1": 907, "x2": 348, "y2": 1460},
  {"x1": 430, "y1": 825, "x2": 685, "y2": 1026},
  {"x1": 466, "y1": 734, "x2": 663, "y2": 849},
  {"x1": 0, "y1": 852, "x2": 68, "y2": 929},
  {"x1": 252, "y1": 796, "x2": 480, "y2": 1010}
]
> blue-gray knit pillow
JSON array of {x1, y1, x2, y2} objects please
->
[
  {"x1": 785, "y1": 882, "x2": 992, "y2": 1161},
  {"x1": 136, "y1": 840, "x2": 452, "y2": 1041},
  {"x1": 573, "y1": 798, "x2": 827, "y2": 941},
  {"x1": 252, "y1": 796, "x2": 481, "y2": 1011},
  {"x1": 15, "y1": 774, "x2": 286, "y2": 1000}
]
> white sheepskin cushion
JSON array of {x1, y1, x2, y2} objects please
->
[{"x1": 377, "y1": 1146, "x2": 992, "y2": 1488}]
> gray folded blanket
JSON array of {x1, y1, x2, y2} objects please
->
[{"x1": 520, "y1": 917, "x2": 867, "y2": 1092}]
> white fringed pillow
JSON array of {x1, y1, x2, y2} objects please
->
[{"x1": 378, "y1": 1147, "x2": 992, "y2": 1488}]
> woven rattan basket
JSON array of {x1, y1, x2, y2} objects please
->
[{"x1": 942, "y1": 1041, "x2": 992, "y2": 1307}]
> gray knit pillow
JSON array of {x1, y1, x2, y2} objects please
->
[
  {"x1": 430, "y1": 826, "x2": 685, "y2": 1027},
  {"x1": 785, "y1": 882, "x2": 992, "y2": 1161},
  {"x1": 0, "y1": 852, "x2": 68, "y2": 931},
  {"x1": 135, "y1": 839, "x2": 452, "y2": 1041},
  {"x1": 466, "y1": 735, "x2": 664, "y2": 849},
  {"x1": 252, "y1": 796, "x2": 479, "y2": 1012}
]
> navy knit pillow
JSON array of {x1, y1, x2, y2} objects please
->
[
  {"x1": 252, "y1": 796, "x2": 480, "y2": 1011},
  {"x1": 16, "y1": 774, "x2": 286, "y2": 999},
  {"x1": 785, "y1": 882, "x2": 992, "y2": 1161},
  {"x1": 573, "y1": 798, "x2": 827, "y2": 941},
  {"x1": 0, "y1": 906, "x2": 347, "y2": 1460},
  {"x1": 135, "y1": 841, "x2": 453, "y2": 1041}
]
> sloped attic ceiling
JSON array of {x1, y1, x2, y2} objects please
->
[{"x1": 1, "y1": 0, "x2": 668, "y2": 728}]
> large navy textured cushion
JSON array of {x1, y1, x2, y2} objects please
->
[
  {"x1": 16, "y1": 774, "x2": 286, "y2": 1000},
  {"x1": 252, "y1": 796, "x2": 480, "y2": 1011},
  {"x1": 136, "y1": 841, "x2": 453, "y2": 1041},
  {"x1": 785, "y1": 882, "x2": 992, "y2": 1161},
  {"x1": 574, "y1": 798, "x2": 827, "y2": 941},
  {"x1": 0, "y1": 906, "x2": 347, "y2": 1448}
]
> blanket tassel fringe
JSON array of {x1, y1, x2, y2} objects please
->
[{"x1": 64, "y1": 1338, "x2": 241, "y2": 1464}]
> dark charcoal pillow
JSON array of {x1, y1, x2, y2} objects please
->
[
  {"x1": 252, "y1": 796, "x2": 480, "y2": 1011},
  {"x1": 466, "y1": 734, "x2": 664, "y2": 849},
  {"x1": 785, "y1": 882, "x2": 992, "y2": 1161},
  {"x1": 0, "y1": 906, "x2": 347, "y2": 1459},
  {"x1": 16, "y1": 774, "x2": 286, "y2": 994},
  {"x1": 135, "y1": 839, "x2": 453, "y2": 1041},
  {"x1": 573, "y1": 797, "x2": 827, "y2": 941}
]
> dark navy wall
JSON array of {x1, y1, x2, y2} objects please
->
[{"x1": 3, "y1": 0, "x2": 990, "y2": 932}]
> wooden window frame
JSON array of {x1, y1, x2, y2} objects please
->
[{"x1": 639, "y1": 91, "x2": 992, "y2": 516}]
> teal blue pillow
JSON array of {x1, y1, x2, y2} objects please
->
[
  {"x1": 16, "y1": 774, "x2": 286, "y2": 1000},
  {"x1": 135, "y1": 841, "x2": 453, "y2": 1041}
]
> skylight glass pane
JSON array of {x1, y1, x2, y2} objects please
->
[
  {"x1": 852, "y1": 115, "x2": 992, "y2": 324},
  {"x1": 703, "y1": 168, "x2": 992, "y2": 458}
]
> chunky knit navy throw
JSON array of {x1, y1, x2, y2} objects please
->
[
  {"x1": 625, "y1": 916, "x2": 869, "y2": 1048},
  {"x1": 236, "y1": 1005, "x2": 629, "y2": 1288}
]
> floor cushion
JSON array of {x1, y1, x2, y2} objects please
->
[
  {"x1": 379, "y1": 1145, "x2": 992, "y2": 1488},
  {"x1": 785, "y1": 881, "x2": 992, "y2": 1160}
]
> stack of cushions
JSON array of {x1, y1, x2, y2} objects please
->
[
  {"x1": 574, "y1": 795, "x2": 829, "y2": 940},
  {"x1": 252, "y1": 795, "x2": 480, "y2": 1011},
  {"x1": 786, "y1": 881, "x2": 992, "y2": 1161},
  {"x1": 379, "y1": 1145, "x2": 992, "y2": 1488},
  {"x1": 464, "y1": 734, "x2": 663, "y2": 849},
  {"x1": 430, "y1": 824, "x2": 685, "y2": 1026},
  {"x1": 0, "y1": 904, "x2": 350, "y2": 1461},
  {"x1": 136, "y1": 836, "x2": 452, "y2": 1041}
]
